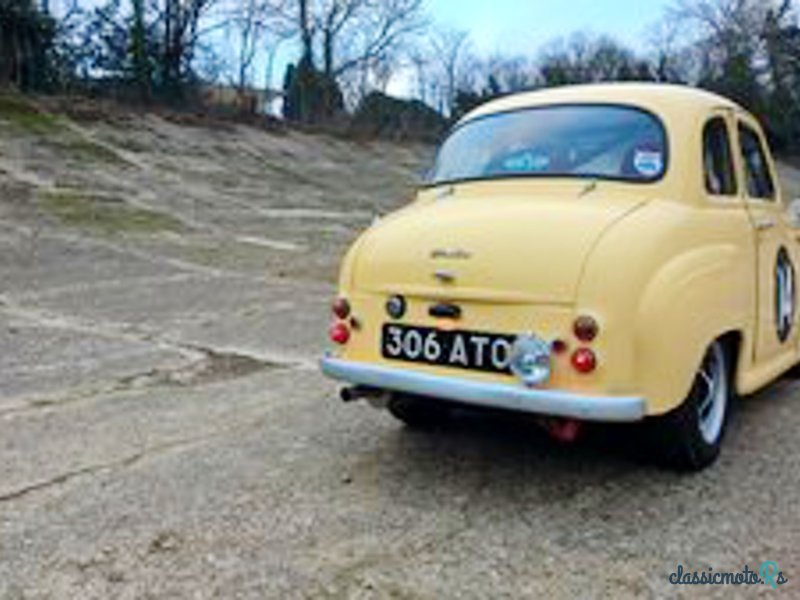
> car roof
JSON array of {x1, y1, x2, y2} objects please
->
[{"x1": 460, "y1": 83, "x2": 744, "y2": 124}]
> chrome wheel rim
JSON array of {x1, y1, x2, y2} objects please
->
[{"x1": 696, "y1": 343, "x2": 727, "y2": 445}]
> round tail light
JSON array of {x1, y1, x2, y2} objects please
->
[
  {"x1": 571, "y1": 348, "x2": 597, "y2": 374},
  {"x1": 332, "y1": 298, "x2": 351, "y2": 320},
  {"x1": 574, "y1": 316, "x2": 599, "y2": 342},
  {"x1": 330, "y1": 322, "x2": 351, "y2": 345}
]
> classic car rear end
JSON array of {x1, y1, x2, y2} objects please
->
[
  {"x1": 321, "y1": 83, "x2": 798, "y2": 471},
  {"x1": 323, "y1": 184, "x2": 650, "y2": 421}
]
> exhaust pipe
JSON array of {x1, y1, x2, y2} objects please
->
[{"x1": 340, "y1": 386, "x2": 390, "y2": 408}]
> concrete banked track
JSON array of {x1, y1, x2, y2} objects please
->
[{"x1": 1, "y1": 95, "x2": 799, "y2": 598}]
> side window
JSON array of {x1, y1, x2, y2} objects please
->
[
  {"x1": 739, "y1": 124, "x2": 775, "y2": 200},
  {"x1": 703, "y1": 118, "x2": 737, "y2": 196}
]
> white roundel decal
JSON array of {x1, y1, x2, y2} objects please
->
[
  {"x1": 775, "y1": 248, "x2": 796, "y2": 344},
  {"x1": 633, "y1": 150, "x2": 664, "y2": 178}
]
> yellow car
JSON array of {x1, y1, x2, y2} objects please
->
[{"x1": 321, "y1": 83, "x2": 800, "y2": 470}]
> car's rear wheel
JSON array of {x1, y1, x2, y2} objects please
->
[
  {"x1": 387, "y1": 394, "x2": 452, "y2": 429},
  {"x1": 782, "y1": 361, "x2": 800, "y2": 379},
  {"x1": 651, "y1": 340, "x2": 731, "y2": 471}
]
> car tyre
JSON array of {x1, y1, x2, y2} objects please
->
[
  {"x1": 650, "y1": 340, "x2": 731, "y2": 471},
  {"x1": 387, "y1": 394, "x2": 452, "y2": 429},
  {"x1": 782, "y1": 362, "x2": 800, "y2": 379}
]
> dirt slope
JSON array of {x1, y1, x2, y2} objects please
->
[{"x1": 0, "y1": 94, "x2": 431, "y2": 285}]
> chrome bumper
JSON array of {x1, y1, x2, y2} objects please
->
[{"x1": 320, "y1": 357, "x2": 646, "y2": 423}]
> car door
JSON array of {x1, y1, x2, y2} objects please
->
[{"x1": 737, "y1": 117, "x2": 799, "y2": 365}]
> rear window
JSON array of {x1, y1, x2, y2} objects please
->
[
  {"x1": 703, "y1": 118, "x2": 737, "y2": 196},
  {"x1": 739, "y1": 124, "x2": 775, "y2": 200},
  {"x1": 429, "y1": 105, "x2": 668, "y2": 186}
]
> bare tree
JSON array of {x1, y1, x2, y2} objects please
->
[
  {"x1": 537, "y1": 33, "x2": 649, "y2": 86},
  {"x1": 483, "y1": 54, "x2": 535, "y2": 94},
  {"x1": 341, "y1": 45, "x2": 403, "y2": 106},
  {"x1": 275, "y1": 0, "x2": 425, "y2": 78},
  {"x1": 224, "y1": 0, "x2": 273, "y2": 91},
  {"x1": 668, "y1": 0, "x2": 788, "y2": 78},
  {"x1": 277, "y1": 0, "x2": 426, "y2": 116},
  {"x1": 131, "y1": 0, "x2": 150, "y2": 99},
  {"x1": 408, "y1": 46, "x2": 429, "y2": 103},
  {"x1": 333, "y1": 0, "x2": 425, "y2": 78},
  {"x1": 318, "y1": 0, "x2": 364, "y2": 76},
  {"x1": 427, "y1": 26, "x2": 469, "y2": 115},
  {"x1": 646, "y1": 17, "x2": 693, "y2": 82},
  {"x1": 763, "y1": 0, "x2": 796, "y2": 99},
  {"x1": 297, "y1": 0, "x2": 313, "y2": 60},
  {"x1": 0, "y1": 0, "x2": 57, "y2": 89},
  {"x1": 160, "y1": 0, "x2": 221, "y2": 96},
  {"x1": 668, "y1": 0, "x2": 795, "y2": 104}
]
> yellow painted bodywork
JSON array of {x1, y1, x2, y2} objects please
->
[{"x1": 332, "y1": 83, "x2": 800, "y2": 417}]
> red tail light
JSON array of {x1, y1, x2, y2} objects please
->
[
  {"x1": 571, "y1": 348, "x2": 597, "y2": 374},
  {"x1": 332, "y1": 298, "x2": 351, "y2": 320},
  {"x1": 574, "y1": 316, "x2": 599, "y2": 342},
  {"x1": 330, "y1": 322, "x2": 351, "y2": 345}
]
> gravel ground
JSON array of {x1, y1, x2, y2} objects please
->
[{"x1": 1, "y1": 94, "x2": 799, "y2": 599}]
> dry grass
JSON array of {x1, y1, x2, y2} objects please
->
[{"x1": 40, "y1": 190, "x2": 186, "y2": 235}]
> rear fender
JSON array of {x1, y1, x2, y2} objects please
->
[{"x1": 635, "y1": 244, "x2": 751, "y2": 415}]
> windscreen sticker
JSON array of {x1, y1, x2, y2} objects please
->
[
  {"x1": 530, "y1": 153, "x2": 551, "y2": 172},
  {"x1": 503, "y1": 152, "x2": 550, "y2": 173},
  {"x1": 633, "y1": 150, "x2": 664, "y2": 178}
]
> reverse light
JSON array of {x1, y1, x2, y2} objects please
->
[
  {"x1": 571, "y1": 348, "x2": 597, "y2": 374},
  {"x1": 332, "y1": 298, "x2": 351, "y2": 320},
  {"x1": 573, "y1": 316, "x2": 599, "y2": 343},
  {"x1": 330, "y1": 322, "x2": 351, "y2": 345}
]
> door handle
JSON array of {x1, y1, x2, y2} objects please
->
[{"x1": 755, "y1": 218, "x2": 777, "y2": 232}]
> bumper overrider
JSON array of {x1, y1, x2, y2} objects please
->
[{"x1": 320, "y1": 357, "x2": 646, "y2": 423}]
